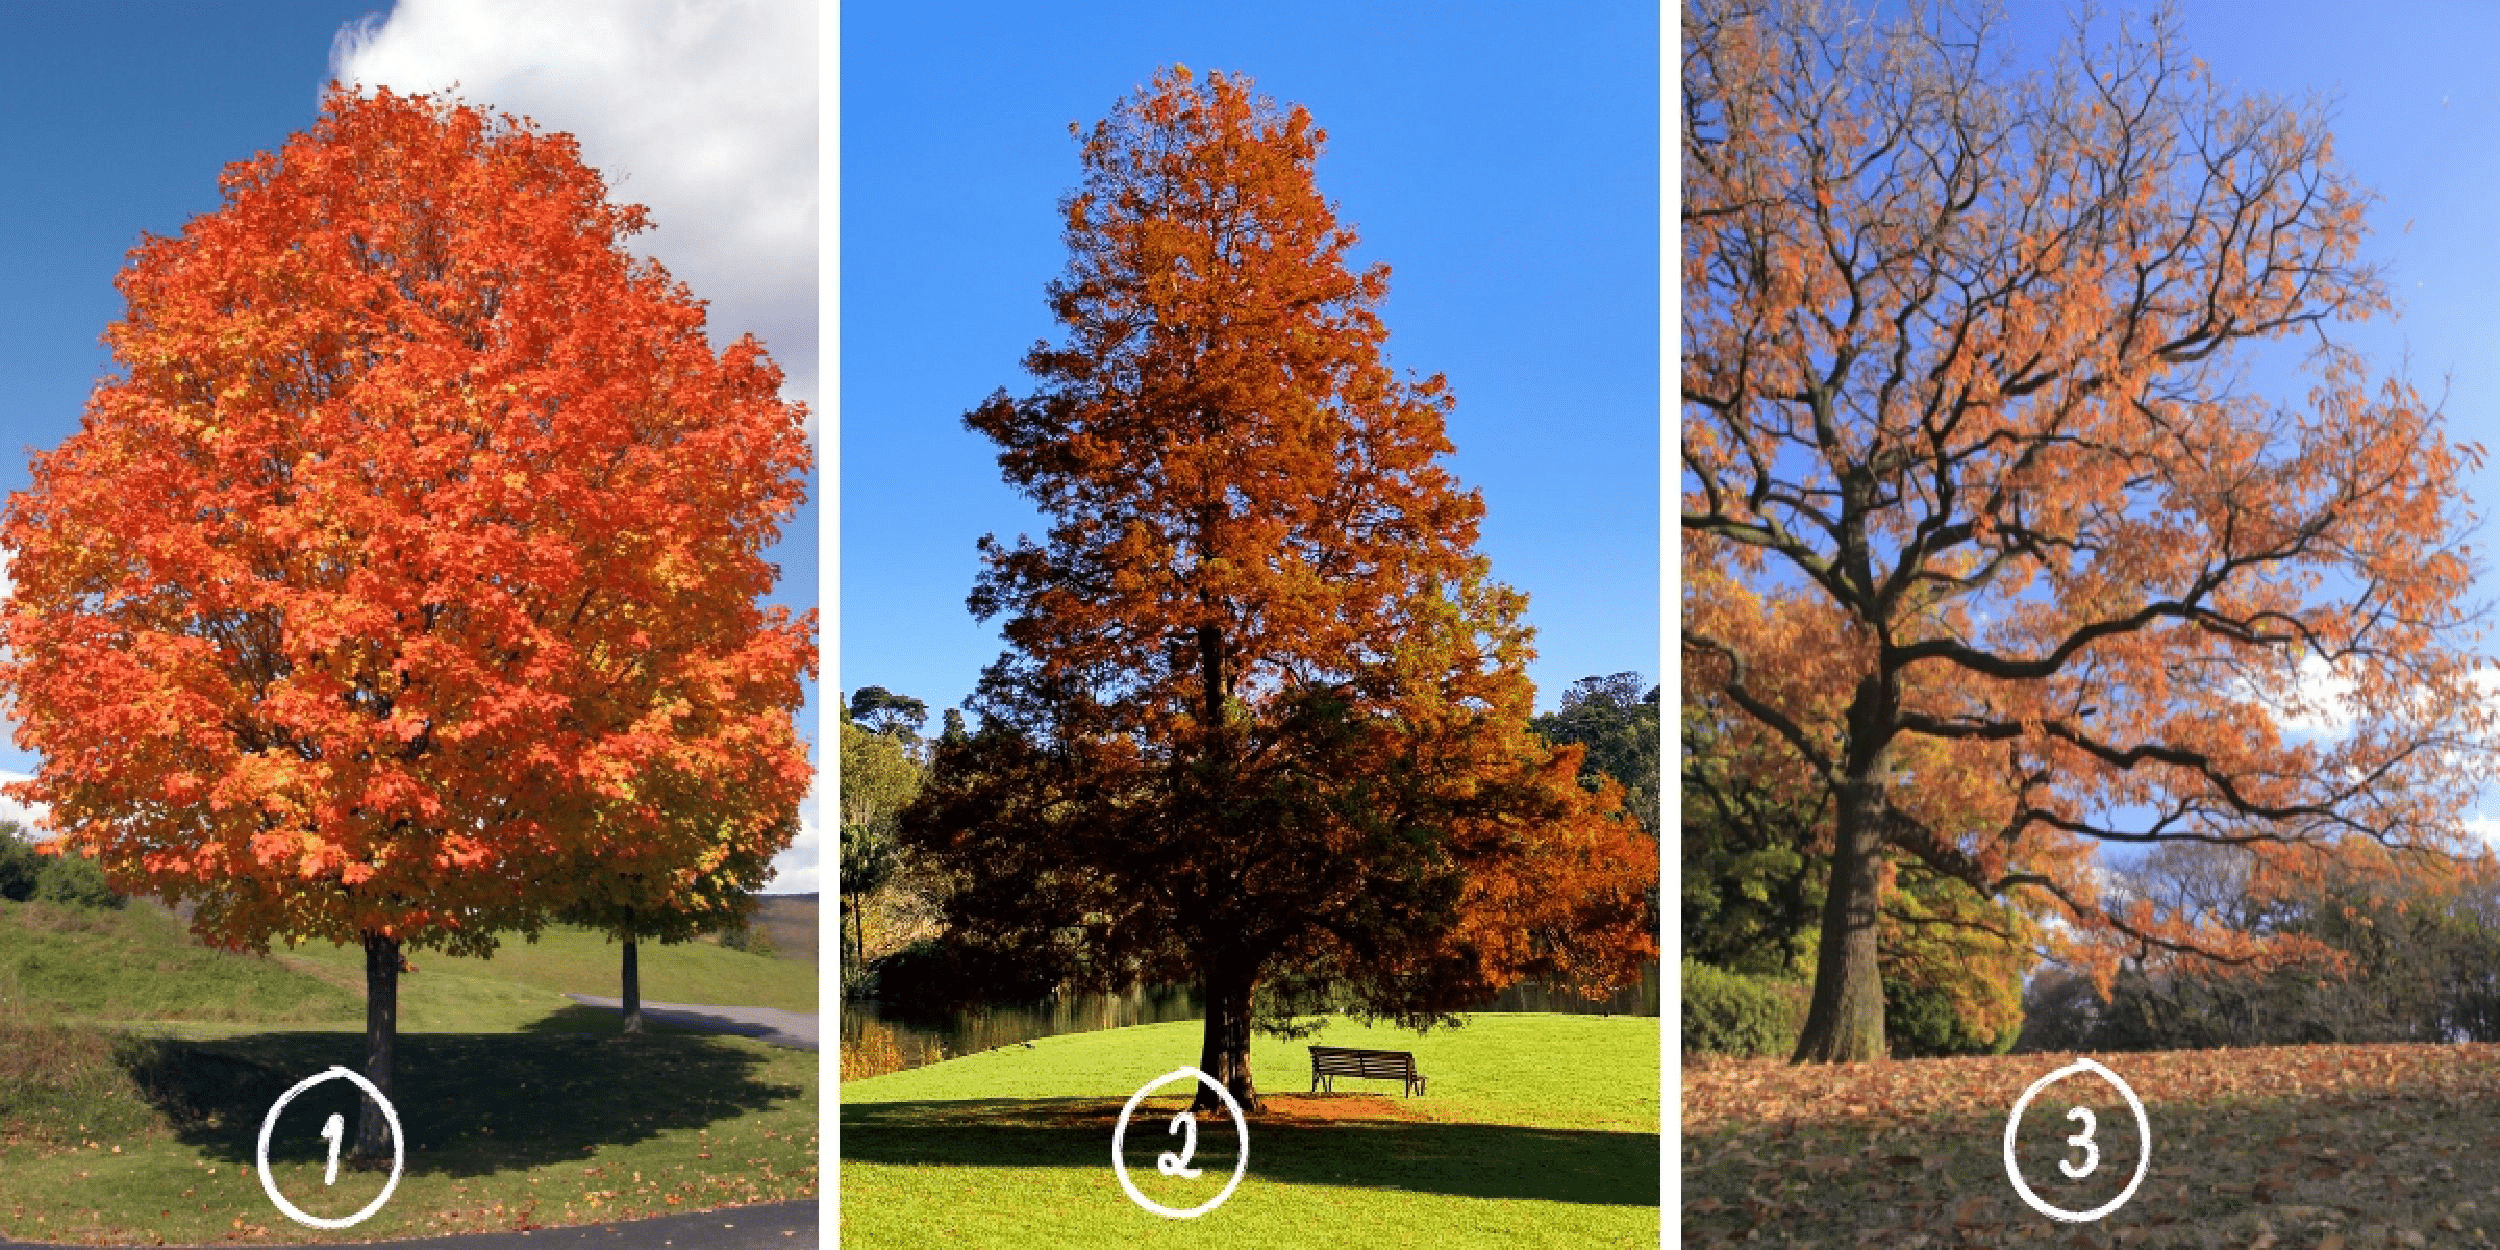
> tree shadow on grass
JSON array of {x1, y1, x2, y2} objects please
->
[
  {"x1": 114, "y1": 1020, "x2": 805, "y2": 1178},
  {"x1": 839, "y1": 1097, "x2": 1659, "y2": 1207}
]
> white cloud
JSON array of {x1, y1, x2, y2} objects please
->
[
  {"x1": 2466, "y1": 815, "x2": 2500, "y2": 855},
  {"x1": 2268, "y1": 653, "x2": 2360, "y2": 738},
  {"x1": 763, "y1": 770, "x2": 822, "y2": 895},
  {"x1": 0, "y1": 770, "x2": 49, "y2": 840},
  {"x1": 329, "y1": 0, "x2": 818, "y2": 424}
]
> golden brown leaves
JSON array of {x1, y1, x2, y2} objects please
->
[{"x1": 1687, "y1": 1044, "x2": 2500, "y2": 1247}]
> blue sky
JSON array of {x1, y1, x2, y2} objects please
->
[
  {"x1": 0, "y1": 1, "x2": 820, "y2": 886},
  {"x1": 839, "y1": 2, "x2": 1663, "y2": 723}
]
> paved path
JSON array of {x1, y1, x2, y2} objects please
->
[
  {"x1": 564, "y1": 996, "x2": 817, "y2": 1051},
  {"x1": 0, "y1": 1200, "x2": 817, "y2": 1250}
]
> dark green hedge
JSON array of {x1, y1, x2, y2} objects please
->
[{"x1": 1681, "y1": 959, "x2": 1807, "y2": 1057}]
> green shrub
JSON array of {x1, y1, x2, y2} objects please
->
[
  {"x1": 0, "y1": 824, "x2": 39, "y2": 903},
  {"x1": 720, "y1": 921, "x2": 778, "y2": 957},
  {"x1": 1885, "y1": 974, "x2": 2022, "y2": 1057},
  {"x1": 1681, "y1": 958, "x2": 1806, "y2": 1057}
]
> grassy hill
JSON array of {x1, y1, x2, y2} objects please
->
[
  {"x1": 840, "y1": 1013, "x2": 1660, "y2": 1248},
  {"x1": 0, "y1": 898, "x2": 818, "y2": 1244},
  {"x1": 0, "y1": 900, "x2": 358, "y2": 1024}
]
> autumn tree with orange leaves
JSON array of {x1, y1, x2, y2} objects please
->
[
  {"x1": 1684, "y1": 0, "x2": 2497, "y2": 1063},
  {"x1": 905, "y1": 67, "x2": 1656, "y2": 1113},
  {"x1": 0, "y1": 87, "x2": 814, "y2": 1155}
]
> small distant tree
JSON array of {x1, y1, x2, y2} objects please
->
[
  {"x1": 560, "y1": 809, "x2": 790, "y2": 1033},
  {"x1": 0, "y1": 86, "x2": 814, "y2": 1158},
  {"x1": 839, "y1": 716, "x2": 921, "y2": 982},
  {"x1": 847, "y1": 687, "x2": 930, "y2": 744}
]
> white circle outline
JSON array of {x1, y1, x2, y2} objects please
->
[
  {"x1": 2002, "y1": 1056, "x2": 2151, "y2": 1223},
  {"x1": 255, "y1": 1065, "x2": 405, "y2": 1229},
  {"x1": 1110, "y1": 1066, "x2": 1250, "y2": 1219}
]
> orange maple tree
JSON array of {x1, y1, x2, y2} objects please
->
[
  {"x1": 905, "y1": 67, "x2": 1656, "y2": 1113},
  {"x1": 0, "y1": 86, "x2": 814, "y2": 1154},
  {"x1": 1684, "y1": 1, "x2": 2495, "y2": 1061}
]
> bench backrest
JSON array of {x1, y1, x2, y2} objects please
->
[{"x1": 1309, "y1": 1046, "x2": 1417, "y2": 1079}]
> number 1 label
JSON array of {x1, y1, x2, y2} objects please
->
[{"x1": 320, "y1": 1113, "x2": 345, "y2": 1186}]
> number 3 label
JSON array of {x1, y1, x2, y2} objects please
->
[
  {"x1": 2059, "y1": 1106, "x2": 2098, "y2": 1179},
  {"x1": 2003, "y1": 1056, "x2": 2151, "y2": 1224}
]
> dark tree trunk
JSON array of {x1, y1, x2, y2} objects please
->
[
  {"x1": 1791, "y1": 776, "x2": 1889, "y2": 1062},
  {"x1": 1193, "y1": 963, "x2": 1261, "y2": 1114},
  {"x1": 353, "y1": 929, "x2": 400, "y2": 1163},
  {"x1": 621, "y1": 929, "x2": 643, "y2": 1035},
  {"x1": 849, "y1": 895, "x2": 865, "y2": 977}
]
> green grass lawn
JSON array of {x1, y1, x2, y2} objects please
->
[
  {"x1": 0, "y1": 899, "x2": 819, "y2": 1245},
  {"x1": 839, "y1": 1013, "x2": 1660, "y2": 1249}
]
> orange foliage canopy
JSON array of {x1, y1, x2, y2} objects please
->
[
  {"x1": 913, "y1": 67, "x2": 1653, "y2": 1104},
  {"x1": 1682, "y1": 2, "x2": 2495, "y2": 1057},
  {"x1": 0, "y1": 87, "x2": 815, "y2": 956}
]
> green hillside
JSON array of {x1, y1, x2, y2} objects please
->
[{"x1": 0, "y1": 901, "x2": 357, "y2": 1024}]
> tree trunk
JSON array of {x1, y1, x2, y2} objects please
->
[
  {"x1": 353, "y1": 929, "x2": 400, "y2": 1163},
  {"x1": 1193, "y1": 963, "x2": 1261, "y2": 1114},
  {"x1": 621, "y1": 930, "x2": 643, "y2": 1035},
  {"x1": 1791, "y1": 778, "x2": 1888, "y2": 1062},
  {"x1": 850, "y1": 895, "x2": 866, "y2": 978}
]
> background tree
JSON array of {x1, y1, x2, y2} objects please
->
[
  {"x1": 0, "y1": 823, "x2": 40, "y2": 903},
  {"x1": 1532, "y1": 673, "x2": 1662, "y2": 838},
  {"x1": 2020, "y1": 840, "x2": 2500, "y2": 1051},
  {"x1": 847, "y1": 686, "x2": 930, "y2": 744},
  {"x1": 840, "y1": 709, "x2": 923, "y2": 988},
  {"x1": 558, "y1": 809, "x2": 789, "y2": 1034},
  {"x1": 0, "y1": 86, "x2": 815, "y2": 1157},
  {"x1": 907, "y1": 66, "x2": 1656, "y2": 1113},
  {"x1": 1683, "y1": 0, "x2": 2494, "y2": 1062}
]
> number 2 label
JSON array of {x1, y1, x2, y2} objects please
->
[{"x1": 1157, "y1": 1109, "x2": 1203, "y2": 1179}]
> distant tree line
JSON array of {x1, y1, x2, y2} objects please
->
[
  {"x1": 2021, "y1": 842, "x2": 2500, "y2": 1052},
  {"x1": 843, "y1": 672, "x2": 1663, "y2": 1020},
  {"x1": 0, "y1": 821, "x2": 123, "y2": 910}
]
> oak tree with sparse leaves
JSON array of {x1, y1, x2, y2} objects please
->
[
  {"x1": 906, "y1": 67, "x2": 1656, "y2": 1114},
  {"x1": 1684, "y1": 0, "x2": 2495, "y2": 1062},
  {"x1": 0, "y1": 86, "x2": 813, "y2": 1155}
]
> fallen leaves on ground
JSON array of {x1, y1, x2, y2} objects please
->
[{"x1": 1684, "y1": 1044, "x2": 2500, "y2": 1248}]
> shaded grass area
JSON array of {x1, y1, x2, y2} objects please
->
[
  {"x1": 0, "y1": 1020, "x2": 818, "y2": 1244},
  {"x1": 840, "y1": 1014, "x2": 1660, "y2": 1249},
  {"x1": 0, "y1": 902, "x2": 358, "y2": 1024},
  {"x1": 1682, "y1": 1044, "x2": 2500, "y2": 1248}
]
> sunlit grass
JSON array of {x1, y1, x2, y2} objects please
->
[{"x1": 840, "y1": 1013, "x2": 1660, "y2": 1249}]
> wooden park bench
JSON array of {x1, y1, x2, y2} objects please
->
[{"x1": 1308, "y1": 1045, "x2": 1428, "y2": 1097}]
